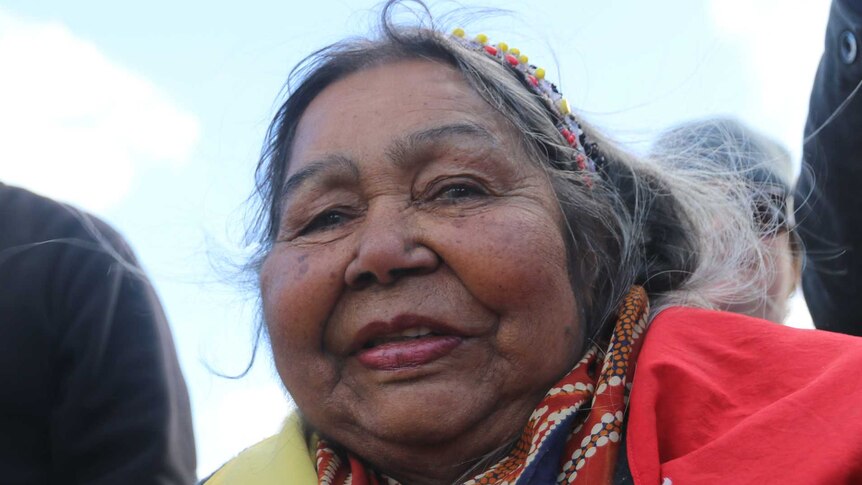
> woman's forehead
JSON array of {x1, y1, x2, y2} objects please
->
[{"x1": 287, "y1": 59, "x2": 513, "y2": 176}]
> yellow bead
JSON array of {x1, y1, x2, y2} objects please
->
[
  {"x1": 497, "y1": 41, "x2": 508, "y2": 52},
  {"x1": 519, "y1": 54, "x2": 528, "y2": 64},
  {"x1": 509, "y1": 47, "x2": 520, "y2": 56},
  {"x1": 452, "y1": 28, "x2": 466, "y2": 38},
  {"x1": 558, "y1": 98, "x2": 571, "y2": 115},
  {"x1": 475, "y1": 33, "x2": 488, "y2": 44},
  {"x1": 535, "y1": 68, "x2": 546, "y2": 80}
]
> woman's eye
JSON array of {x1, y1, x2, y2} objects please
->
[
  {"x1": 299, "y1": 210, "x2": 350, "y2": 235},
  {"x1": 434, "y1": 183, "x2": 486, "y2": 201}
]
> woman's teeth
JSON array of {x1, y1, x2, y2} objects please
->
[
  {"x1": 366, "y1": 327, "x2": 436, "y2": 348},
  {"x1": 398, "y1": 326, "x2": 434, "y2": 338}
]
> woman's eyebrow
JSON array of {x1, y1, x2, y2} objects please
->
[
  {"x1": 281, "y1": 123, "x2": 497, "y2": 202},
  {"x1": 280, "y1": 154, "x2": 359, "y2": 203},
  {"x1": 387, "y1": 122, "x2": 500, "y2": 169}
]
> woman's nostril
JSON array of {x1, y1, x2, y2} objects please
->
[
  {"x1": 388, "y1": 266, "x2": 424, "y2": 280},
  {"x1": 354, "y1": 271, "x2": 376, "y2": 287}
]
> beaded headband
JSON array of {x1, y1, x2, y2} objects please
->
[{"x1": 450, "y1": 28, "x2": 603, "y2": 174}]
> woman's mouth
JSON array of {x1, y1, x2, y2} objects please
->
[
  {"x1": 356, "y1": 334, "x2": 463, "y2": 370},
  {"x1": 350, "y1": 317, "x2": 466, "y2": 370}
]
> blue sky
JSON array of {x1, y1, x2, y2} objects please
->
[{"x1": 0, "y1": 0, "x2": 829, "y2": 476}]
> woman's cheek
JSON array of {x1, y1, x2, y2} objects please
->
[
  {"x1": 260, "y1": 247, "x2": 344, "y2": 354},
  {"x1": 438, "y1": 209, "x2": 569, "y2": 307}
]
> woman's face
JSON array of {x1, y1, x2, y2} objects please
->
[{"x1": 260, "y1": 59, "x2": 582, "y2": 472}]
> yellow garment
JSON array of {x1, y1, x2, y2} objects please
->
[{"x1": 203, "y1": 413, "x2": 316, "y2": 484}]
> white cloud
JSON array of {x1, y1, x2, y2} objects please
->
[
  {"x1": 0, "y1": 9, "x2": 200, "y2": 213},
  {"x1": 708, "y1": 0, "x2": 830, "y2": 168}
]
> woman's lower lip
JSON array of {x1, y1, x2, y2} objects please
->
[{"x1": 355, "y1": 336, "x2": 463, "y2": 370}]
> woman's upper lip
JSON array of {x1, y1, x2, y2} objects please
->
[{"x1": 347, "y1": 313, "x2": 467, "y2": 355}]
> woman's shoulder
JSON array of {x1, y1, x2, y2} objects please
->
[
  {"x1": 626, "y1": 306, "x2": 862, "y2": 484},
  {"x1": 638, "y1": 305, "x2": 862, "y2": 400},
  {"x1": 201, "y1": 413, "x2": 317, "y2": 485},
  {"x1": 647, "y1": 305, "x2": 862, "y2": 358}
]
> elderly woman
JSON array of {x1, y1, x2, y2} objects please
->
[{"x1": 205, "y1": 3, "x2": 862, "y2": 483}]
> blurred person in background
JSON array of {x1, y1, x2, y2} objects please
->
[
  {"x1": 651, "y1": 118, "x2": 801, "y2": 324},
  {"x1": 0, "y1": 182, "x2": 196, "y2": 484}
]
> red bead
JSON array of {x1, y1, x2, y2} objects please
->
[
  {"x1": 561, "y1": 128, "x2": 571, "y2": 138},
  {"x1": 528, "y1": 75, "x2": 538, "y2": 87},
  {"x1": 505, "y1": 54, "x2": 519, "y2": 66},
  {"x1": 484, "y1": 45, "x2": 498, "y2": 56},
  {"x1": 566, "y1": 134, "x2": 576, "y2": 145}
]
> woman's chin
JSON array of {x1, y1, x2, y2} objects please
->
[
  {"x1": 362, "y1": 382, "x2": 496, "y2": 443},
  {"x1": 316, "y1": 381, "x2": 540, "y2": 461}
]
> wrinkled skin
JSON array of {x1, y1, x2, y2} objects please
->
[{"x1": 259, "y1": 60, "x2": 583, "y2": 484}]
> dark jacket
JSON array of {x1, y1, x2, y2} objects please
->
[
  {"x1": 796, "y1": 0, "x2": 862, "y2": 335},
  {"x1": 0, "y1": 183, "x2": 196, "y2": 484}
]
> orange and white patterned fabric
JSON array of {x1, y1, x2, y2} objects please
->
[{"x1": 316, "y1": 286, "x2": 649, "y2": 484}]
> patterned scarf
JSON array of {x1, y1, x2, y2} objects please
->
[{"x1": 316, "y1": 286, "x2": 649, "y2": 485}]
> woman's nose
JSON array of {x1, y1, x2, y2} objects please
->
[{"x1": 344, "y1": 216, "x2": 440, "y2": 288}]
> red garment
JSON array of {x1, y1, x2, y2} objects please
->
[{"x1": 627, "y1": 307, "x2": 862, "y2": 484}]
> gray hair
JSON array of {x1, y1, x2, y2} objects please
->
[
  {"x1": 653, "y1": 117, "x2": 795, "y2": 191},
  {"x1": 650, "y1": 118, "x2": 800, "y2": 320},
  {"x1": 246, "y1": 1, "x2": 775, "y2": 346}
]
